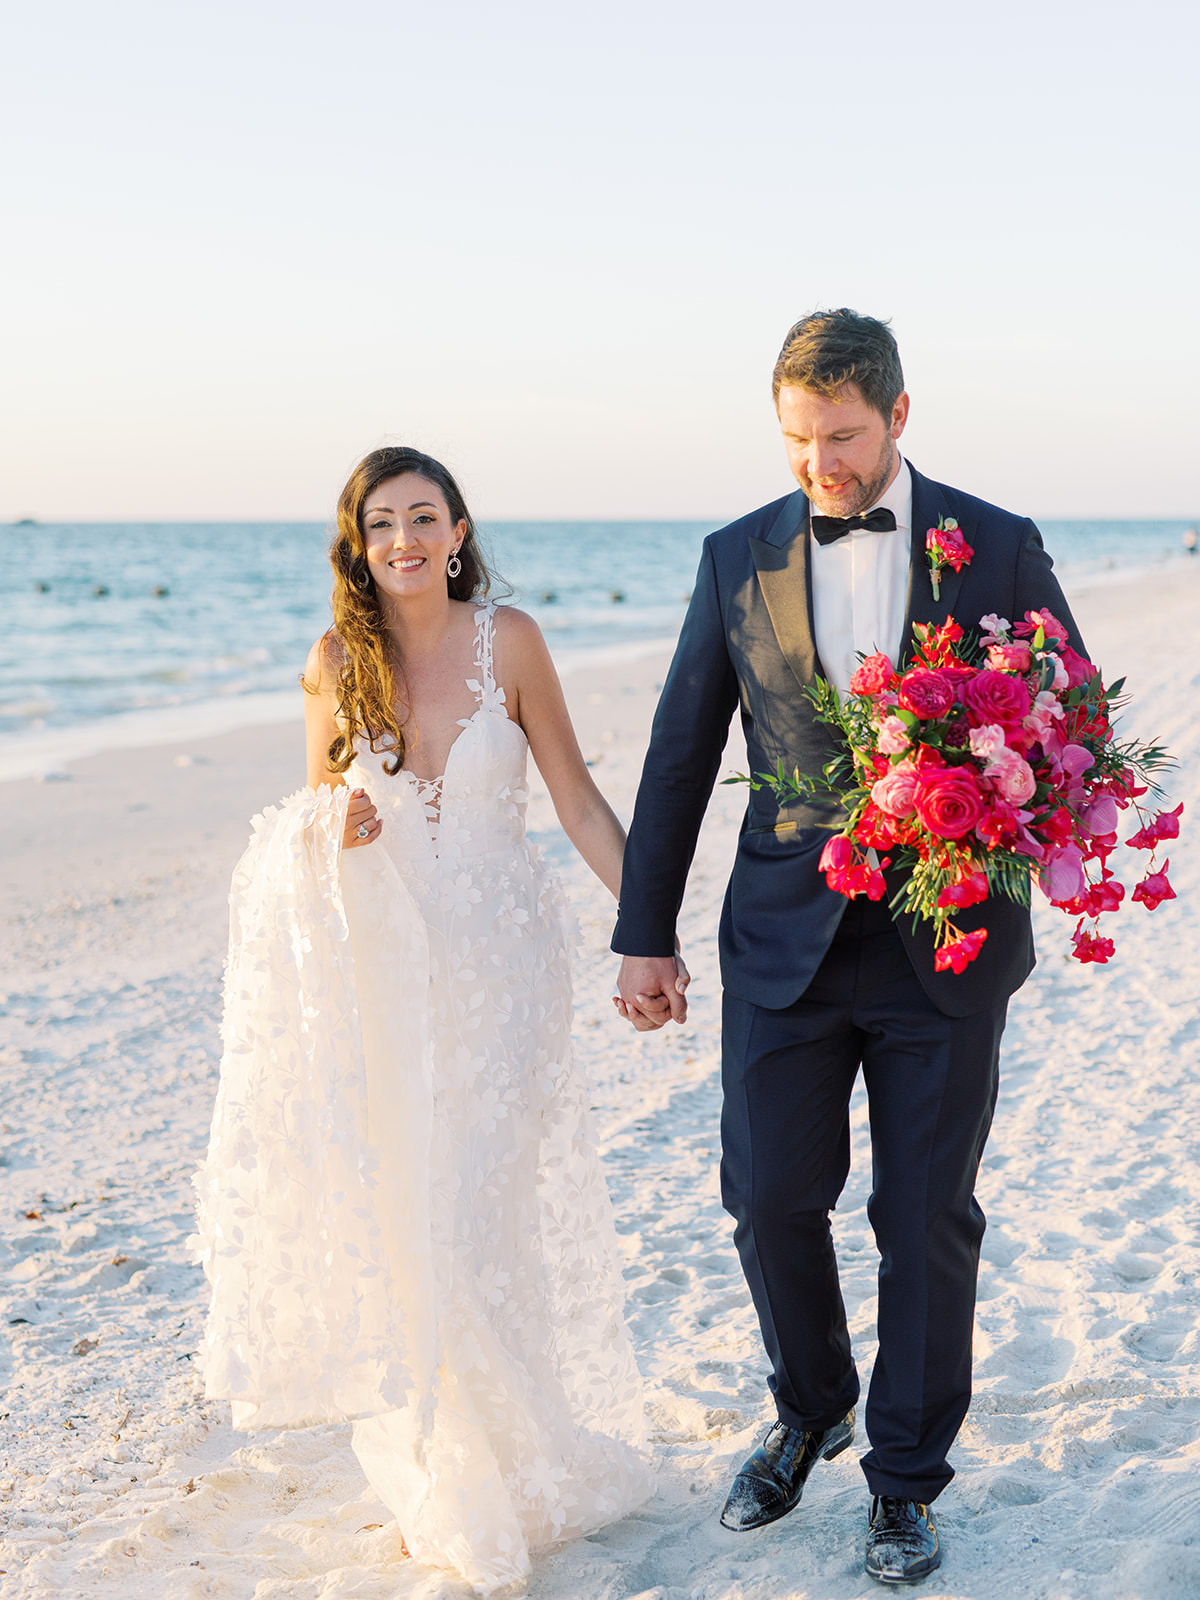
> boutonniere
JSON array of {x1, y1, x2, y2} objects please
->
[{"x1": 926, "y1": 515, "x2": 974, "y2": 600}]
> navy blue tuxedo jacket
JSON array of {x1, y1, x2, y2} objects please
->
[{"x1": 611, "y1": 464, "x2": 1087, "y2": 1019}]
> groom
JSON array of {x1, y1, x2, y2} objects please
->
[{"x1": 612, "y1": 309, "x2": 1085, "y2": 1585}]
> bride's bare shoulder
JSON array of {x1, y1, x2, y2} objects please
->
[
  {"x1": 302, "y1": 629, "x2": 347, "y2": 697},
  {"x1": 491, "y1": 604, "x2": 547, "y2": 658}
]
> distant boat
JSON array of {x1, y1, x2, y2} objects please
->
[{"x1": 13, "y1": 516, "x2": 39, "y2": 526}]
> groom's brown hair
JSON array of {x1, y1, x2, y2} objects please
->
[{"x1": 772, "y1": 308, "x2": 904, "y2": 419}]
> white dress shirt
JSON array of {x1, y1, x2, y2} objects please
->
[{"x1": 810, "y1": 455, "x2": 912, "y2": 696}]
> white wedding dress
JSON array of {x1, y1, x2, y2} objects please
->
[{"x1": 192, "y1": 604, "x2": 652, "y2": 1594}]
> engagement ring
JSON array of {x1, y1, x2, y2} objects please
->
[{"x1": 356, "y1": 823, "x2": 370, "y2": 839}]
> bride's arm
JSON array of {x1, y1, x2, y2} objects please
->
[
  {"x1": 302, "y1": 636, "x2": 381, "y2": 850},
  {"x1": 503, "y1": 608, "x2": 689, "y2": 1023},
  {"x1": 500, "y1": 608, "x2": 628, "y2": 899}
]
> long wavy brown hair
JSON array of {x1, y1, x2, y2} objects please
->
[{"x1": 309, "y1": 446, "x2": 498, "y2": 776}]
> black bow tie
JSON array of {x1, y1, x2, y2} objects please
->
[{"x1": 811, "y1": 507, "x2": 897, "y2": 545}]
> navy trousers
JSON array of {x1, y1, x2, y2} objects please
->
[{"x1": 720, "y1": 895, "x2": 1006, "y2": 1502}]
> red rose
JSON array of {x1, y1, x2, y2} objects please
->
[
  {"x1": 849, "y1": 652, "x2": 897, "y2": 696},
  {"x1": 913, "y1": 767, "x2": 984, "y2": 840},
  {"x1": 898, "y1": 669, "x2": 956, "y2": 720},
  {"x1": 960, "y1": 670, "x2": 1031, "y2": 729}
]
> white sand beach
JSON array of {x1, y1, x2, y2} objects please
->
[{"x1": 1, "y1": 564, "x2": 1197, "y2": 1600}]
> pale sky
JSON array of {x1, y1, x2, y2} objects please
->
[{"x1": 2, "y1": 0, "x2": 1197, "y2": 521}]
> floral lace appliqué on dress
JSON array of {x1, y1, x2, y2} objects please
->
[{"x1": 193, "y1": 604, "x2": 652, "y2": 1595}]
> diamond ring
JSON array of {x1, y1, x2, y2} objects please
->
[{"x1": 356, "y1": 823, "x2": 370, "y2": 839}]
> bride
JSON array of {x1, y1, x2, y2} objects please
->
[{"x1": 192, "y1": 446, "x2": 680, "y2": 1594}]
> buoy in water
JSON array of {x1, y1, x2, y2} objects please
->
[
  {"x1": 152, "y1": 584, "x2": 169, "y2": 597},
  {"x1": 540, "y1": 590, "x2": 557, "y2": 603},
  {"x1": 610, "y1": 590, "x2": 625, "y2": 603},
  {"x1": 93, "y1": 584, "x2": 109, "y2": 596},
  {"x1": 34, "y1": 580, "x2": 50, "y2": 592}
]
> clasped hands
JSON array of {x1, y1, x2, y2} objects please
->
[{"x1": 613, "y1": 952, "x2": 690, "y2": 1032}]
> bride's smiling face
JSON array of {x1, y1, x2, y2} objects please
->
[{"x1": 361, "y1": 473, "x2": 466, "y2": 600}]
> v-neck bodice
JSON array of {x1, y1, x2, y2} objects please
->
[{"x1": 347, "y1": 603, "x2": 531, "y2": 863}]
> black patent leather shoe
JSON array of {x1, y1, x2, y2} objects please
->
[
  {"x1": 719, "y1": 1411, "x2": 855, "y2": 1531},
  {"x1": 864, "y1": 1496, "x2": 941, "y2": 1584}
]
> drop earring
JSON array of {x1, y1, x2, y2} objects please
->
[{"x1": 446, "y1": 548, "x2": 462, "y2": 579}]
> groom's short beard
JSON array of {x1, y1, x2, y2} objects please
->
[
  {"x1": 812, "y1": 435, "x2": 896, "y2": 515},
  {"x1": 835, "y1": 434, "x2": 898, "y2": 517}
]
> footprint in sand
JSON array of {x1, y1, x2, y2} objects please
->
[
  {"x1": 980, "y1": 1470, "x2": 1044, "y2": 1506},
  {"x1": 1111, "y1": 1251, "x2": 1162, "y2": 1283},
  {"x1": 1120, "y1": 1321, "x2": 1188, "y2": 1363},
  {"x1": 1078, "y1": 1207, "x2": 1126, "y2": 1235}
]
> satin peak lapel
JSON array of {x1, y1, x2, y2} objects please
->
[
  {"x1": 901, "y1": 466, "x2": 966, "y2": 662},
  {"x1": 750, "y1": 490, "x2": 819, "y2": 692}
]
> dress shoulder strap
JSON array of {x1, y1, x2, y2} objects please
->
[{"x1": 471, "y1": 602, "x2": 498, "y2": 699}]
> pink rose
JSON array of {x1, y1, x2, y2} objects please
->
[
  {"x1": 876, "y1": 715, "x2": 911, "y2": 755},
  {"x1": 849, "y1": 652, "x2": 896, "y2": 696},
  {"x1": 871, "y1": 765, "x2": 919, "y2": 818},
  {"x1": 960, "y1": 670, "x2": 1031, "y2": 729},
  {"x1": 986, "y1": 643, "x2": 1033, "y2": 673},
  {"x1": 913, "y1": 767, "x2": 984, "y2": 840},
  {"x1": 898, "y1": 668, "x2": 956, "y2": 720},
  {"x1": 985, "y1": 748, "x2": 1037, "y2": 806}
]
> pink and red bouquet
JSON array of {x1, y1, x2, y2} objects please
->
[{"x1": 747, "y1": 609, "x2": 1180, "y2": 973}]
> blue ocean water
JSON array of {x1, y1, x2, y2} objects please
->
[{"x1": 1, "y1": 516, "x2": 1195, "y2": 778}]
